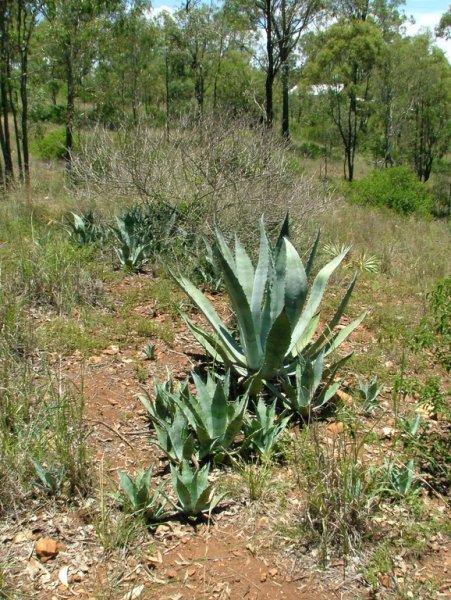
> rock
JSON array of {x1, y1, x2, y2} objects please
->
[{"x1": 35, "y1": 537, "x2": 60, "y2": 562}]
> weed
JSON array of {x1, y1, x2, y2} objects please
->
[
  {"x1": 95, "y1": 461, "x2": 146, "y2": 551},
  {"x1": 232, "y1": 456, "x2": 274, "y2": 502},
  {"x1": 292, "y1": 424, "x2": 378, "y2": 566},
  {"x1": 0, "y1": 350, "x2": 91, "y2": 511}
]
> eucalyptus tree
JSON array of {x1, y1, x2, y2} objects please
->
[
  {"x1": 41, "y1": 0, "x2": 130, "y2": 165},
  {"x1": 0, "y1": 0, "x2": 42, "y2": 187},
  {"x1": 396, "y1": 36, "x2": 450, "y2": 182},
  {"x1": 305, "y1": 19, "x2": 383, "y2": 180}
]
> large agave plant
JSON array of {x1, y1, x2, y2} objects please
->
[{"x1": 174, "y1": 215, "x2": 365, "y2": 394}]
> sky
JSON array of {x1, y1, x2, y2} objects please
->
[{"x1": 150, "y1": 0, "x2": 450, "y2": 58}]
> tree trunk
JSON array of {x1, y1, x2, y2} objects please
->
[
  {"x1": 0, "y1": 3, "x2": 14, "y2": 185},
  {"x1": 265, "y1": 0, "x2": 274, "y2": 128},
  {"x1": 281, "y1": 60, "x2": 290, "y2": 139},
  {"x1": 20, "y1": 50, "x2": 30, "y2": 185},
  {"x1": 65, "y1": 46, "x2": 75, "y2": 167},
  {"x1": 9, "y1": 83, "x2": 23, "y2": 182}
]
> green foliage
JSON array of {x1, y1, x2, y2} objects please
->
[
  {"x1": 349, "y1": 167, "x2": 433, "y2": 216},
  {"x1": 31, "y1": 128, "x2": 67, "y2": 160},
  {"x1": 242, "y1": 398, "x2": 290, "y2": 459},
  {"x1": 114, "y1": 214, "x2": 151, "y2": 271},
  {"x1": 0, "y1": 347, "x2": 91, "y2": 510},
  {"x1": 358, "y1": 377, "x2": 383, "y2": 415},
  {"x1": 381, "y1": 459, "x2": 416, "y2": 498},
  {"x1": 32, "y1": 460, "x2": 64, "y2": 495},
  {"x1": 113, "y1": 203, "x2": 179, "y2": 271},
  {"x1": 169, "y1": 460, "x2": 227, "y2": 516},
  {"x1": 281, "y1": 351, "x2": 344, "y2": 415},
  {"x1": 177, "y1": 371, "x2": 247, "y2": 462},
  {"x1": 66, "y1": 211, "x2": 104, "y2": 246},
  {"x1": 174, "y1": 214, "x2": 364, "y2": 395},
  {"x1": 293, "y1": 424, "x2": 378, "y2": 564},
  {"x1": 116, "y1": 468, "x2": 167, "y2": 520},
  {"x1": 139, "y1": 373, "x2": 247, "y2": 463},
  {"x1": 140, "y1": 381, "x2": 196, "y2": 464},
  {"x1": 412, "y1": 278, "x2": 450, "y2": 371}
]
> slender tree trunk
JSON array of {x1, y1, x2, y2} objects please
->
[
  {"x1": 265, "y1": 0, "x2": 274, "y2": 127},
  {"x1": 165, "y1": 44, "x2": 170, "y2": 141},
  {"x1": 0, "y1": 4, "x2": 14, "y2": 185},
  {"x1": 20, "y1": 50, "x2": 30, "y2": 185},
  {"x1": 9, "y1": 84, "x2": 23, "y2": 182},
  {"x1": 65, "y1": 47, "x2": 75, "y2": 167},
  {"x1": 281, "y1": 59, "x2": 290, "y2": 139}
]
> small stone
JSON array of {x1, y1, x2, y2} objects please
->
[{"x1": 35, "y1": 538, "x2": 60, "y2": 562}]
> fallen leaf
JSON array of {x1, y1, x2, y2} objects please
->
[
  {"x1": 13, "y1": 530, "x2": 34, "y2": 544},
  {"x1": 147, "y1": 551, "x2": 163, "y2": 566},
  {"x1": 381, "y1": 427, "x2": 396, "y2": 439},
  {"x1": 58, "y1": 566, "x2": 69, "y2": 587},
  {"x1": 103, "y1": 345, "x2": 120, "y2": 356},
  {"x1": 379, "y1": 574, "x2": 391, "y2": 588},
  {"x1": 336, "y1": 390, "x2": 353, "y2": 405},
  {"x1": 121, "y1": 585, "x2": 145, "y2": 600},
  {"x1": 26, "y1": 558, "x2": 47, "y2": 580}
]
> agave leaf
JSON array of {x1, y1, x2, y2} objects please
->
[
  {"x1": 119, "y1": 471, "x2": 137, "y2": 507},
  {"x1": 222, "y1": 395, "x2": 248, "y2": 448},
  {"x1": 308, "y1": 273, "x2": 358, "y2": 356},
  {"x1": 250, "y1": 218, "x2": 271, "y2": 330},
  {"x1": 270, "y1": 236, "x2": 287, "y2": 324},
  {"x1": 283, "y1": 238, "x2": 308, "y2": 327},
  {"x1": 276, "y1": 212, "x2": 290, "y2": 246},
  {"x1": 323, "y1": 311, "x2": 367, "y2": 356},
  {"x1": 290, "y1": 313, "x2": 321, "y2": 358},
  {"x1": 170, "y1": 464, "x2": 192, "y2": 510},
  {"x1": 235, "y1": 236, "x2": 255, "y2": 305},
  {"x1": 259, "y1": 309, "x2": 292, "y2": 380},
  {"x1": 213, "y1": 246, "x2": 262, "y2": 369},
  {"x1": 214, "y1": 227, "x2": 236, "y2": 274},
  {"x1": 305, "y1": 229, "x2": 321, "y2": 278},
  {"x1": 289, "y1": 248, "x2": 350, "y2": 354},
  {"x1": 175, "y1": 276, "x2": 244, "y2": 363}
]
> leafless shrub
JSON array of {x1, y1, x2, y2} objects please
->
[{"x1": 71, "y1": 115, "x2": 337, "y2": 246}]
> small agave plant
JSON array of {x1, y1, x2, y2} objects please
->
[
  {"x1": 114, "y1": 214, "x2": 151, "y2": 271},
  {"x1": 174, "y1": 214, "x2": 365, "y2": 395},
  {"x1": 169, "y1": 460, "x2": 227, "y2": 516},
  {"x1": 139, "y1": 373, "x2": 246, "y2": 463}
]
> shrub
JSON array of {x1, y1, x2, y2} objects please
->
[
  {"x1": 31, "y1": 128, "x2": 67, "y2": 160},
  {"x1": 349, "y1": 167, "x2": 433, "y2": 216}
]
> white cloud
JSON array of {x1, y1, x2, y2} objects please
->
[
  {"x1": 145, "y1": 5, "x2": 176, "y2": 20},
  {"x1": 404, "y1": 10, "x2": 451, "y2": 59}
]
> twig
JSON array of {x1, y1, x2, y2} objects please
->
[{"x1": 87, "y1": 419, "x2": 135, "y2": 450}]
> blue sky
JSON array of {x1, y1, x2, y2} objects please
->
[{"x1": 151, "y1": 0, "x2": 450, "y2": 58}]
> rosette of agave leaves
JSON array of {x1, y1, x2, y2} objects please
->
[{"x1": 173, "y1": 215, "x2": 366, "y2": 397}]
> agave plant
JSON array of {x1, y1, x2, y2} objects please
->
[
  {"x1": 113, "y1": 214, "x2": 151, "y2": 271},
  {"x1": 139, "y1": 374, "x2": 246, "y2": 463},
  {"x1": 174, "y1": 214, "x2": 365, "y2": 394},
  {"x1": 358, "y1": 376, "x2": 383, "y2": 414},
  {"x1": 280, "y1": 350, "x2": 347, "y2": 415},
  {"x1": 117, "y1": 467, "x2": 167, "y2": 520},
  {"x1": 66, "y1": 211, "x2": 102, "y2": 245},
  {"x1": 169, "y1": 461, "x2": 227, "y2": 516},
  {"x1": 242, "y1": 398, "x2": 290, "y2": 458},
  {"x1": 178, "y1": 371, "x2": 247, "y2": 461}
]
